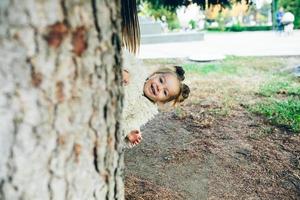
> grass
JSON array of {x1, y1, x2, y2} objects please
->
[
  {"x1": 251, "y1": 98, "x2": 300, "y2": 133},
  {"x1": 258, "y1": 79, "x2": 300, "y2": 97},
  {"x1": 182, "y1": 56, "x2": 284, "y2": 76},
  {"x1": 183, "y1": 56, "x2": 300, "y2": 133},
  {"x1": 183, "y1": 63, "x2": 238, "y2": 75},
  {"x1": 252, "y1": 77, "x2": 300, "y2": 133},
  {"x1": 146, "y1": 56, "x2": 299, "y2": 133},
  {"x1": 183, "y1": 61, "x2": 238, "y2": 75}
]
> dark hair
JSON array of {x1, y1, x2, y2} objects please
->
[
  {"x1": 174, "y1": 66, "x2": 185, "y2": 81},
  {"x1": 174, "y1": 83, "x2": 190, "y2": 104},
  {"x1": 121, "y1": 0, "x2": 140, "y2": 54},
  {"x1": 173, "y1": 66, "x2": 190, "y2": 104}
]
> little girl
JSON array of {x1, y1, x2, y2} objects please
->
[{"x1": 122, "y1": 51, "x2": 190, "y2": 148}]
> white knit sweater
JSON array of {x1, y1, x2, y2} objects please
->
[{"x1": 122, "y1": 51, "x2": 158, "y2": 147}]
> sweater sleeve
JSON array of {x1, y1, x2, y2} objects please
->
[
  {"x1": 121, "y1": 96, "x2": 158, "y2": 148},
  {"x1": 121, "y1": 50, "x2": 159, "y2": 149},
  {"x1": 121, "y1": 115, "x2": 141, "y2": 148}
]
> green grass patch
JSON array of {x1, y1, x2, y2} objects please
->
[
  {"x1": 251, "y1": 98, "x2": 300, "y2": 133},
  {"x1": 259, "y1": 79, "x2": 300, "y2": 97},
  {"x1": 183, "y1": 56, "x2": 284, "y2": 76},
  {"x1": 252, "y1": 77, "x2": 300, "y2": 133},
  {"x1": 183, "y1": 62, "x2": 238, "y2": 75}
]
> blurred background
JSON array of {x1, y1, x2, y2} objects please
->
[
  {"x1": 135, "y1": 0, "x2": 300, "y2": 59},
  {"x1": 137, "y1": 0, "x2": 299, "y2": 34}
]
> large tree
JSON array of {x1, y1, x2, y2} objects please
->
[{"x1": 0, "y1": 0, "x2": 124, "y2": 199}]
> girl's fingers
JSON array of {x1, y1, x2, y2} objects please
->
[
  {"x1": 133, "y1": 139, "x2": 141, "y2": 145},
  {"x1": 129, "y1": 135, "x2": 142, "y2": 146}
]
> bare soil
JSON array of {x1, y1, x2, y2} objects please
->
[{"x1": 125, "y1": 57, "x2": 300, "y2": 200}]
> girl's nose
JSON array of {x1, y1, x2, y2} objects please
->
[{"x1": 157, "y1": 84, "x2": 162, "y2": 92}]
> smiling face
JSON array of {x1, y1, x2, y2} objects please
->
[{"x1": 143, "y1": 73, "x2": 181, "y2": 103}]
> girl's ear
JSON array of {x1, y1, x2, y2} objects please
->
[{"x1": 174, "y1": 66, "x2": 185, "y2": 81}]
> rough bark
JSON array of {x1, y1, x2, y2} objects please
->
[{"x1": 0, "y1": 0, "x2": 124, "y2": 199}]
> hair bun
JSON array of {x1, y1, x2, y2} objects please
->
[
  {"x1": 175, "y1": 83, "x2": 190, "y2": 104},
  {"x1": 174, "y1": 66, "x2": 185, "y2": 81},
  {"x1": 181, "y1": 84, "x2": 190, "y2": 100}
]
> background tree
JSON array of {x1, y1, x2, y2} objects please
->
[{"x1": 0, "y1": 0, "x2": 124, "y2": 199}]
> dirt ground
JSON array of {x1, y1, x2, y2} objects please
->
[{"x1": 124, "y1": 57, "x2": 300, "y2": 200}]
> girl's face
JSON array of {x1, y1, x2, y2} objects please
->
[{"x1": 143, "y1": 73, "x2": 180, "y2": 103}]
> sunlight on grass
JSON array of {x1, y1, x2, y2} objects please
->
[
  {"x1": 183, "y1": 62, "x2": 238, "y2": 75},
  {"x1": 259, "y1": 78, "x2": 300, "y2": 97},
  {"x1": 251, "y1": 98, "x2": 300, "y2": 133},
  {"x1": 182, "y1": 56, "x2": 284, "y2": 76},
  {"x1": 252, "y1": 76, "x2": 300, "y2": 133}
]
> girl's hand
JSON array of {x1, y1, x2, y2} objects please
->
[
  {"x1": 122, "y1": 69, "x2": 130, "y2": 86},
  {"x1": 126, "y1": 130, "x2": 142, "y2": 146}
]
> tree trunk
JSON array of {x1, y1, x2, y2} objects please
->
[{"x1": 0, "y1": 0, "x2": 124, "y2": 199}]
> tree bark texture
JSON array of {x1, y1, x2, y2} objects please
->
[{"x1": 0, "y1": 0, "x2": 124, "y2": 199}]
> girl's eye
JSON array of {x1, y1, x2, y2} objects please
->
[
  {"x1": 164, "y1": 90, "x2": 168, "y2": 96},
  {"x1": 159, "y1": 77, "x2": 163, "y2": 83}
]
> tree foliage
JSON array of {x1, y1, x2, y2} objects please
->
[{"x1": 139, "y1": 0, "x2": 252, "y2": 10}]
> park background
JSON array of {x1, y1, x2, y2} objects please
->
[{"x1": 137, "y1": 0, "x2": 299, "y2": 32}]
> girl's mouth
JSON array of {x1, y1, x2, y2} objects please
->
[{"x1": 151, "y1": 83, "x2": 156, "y2": 96}]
